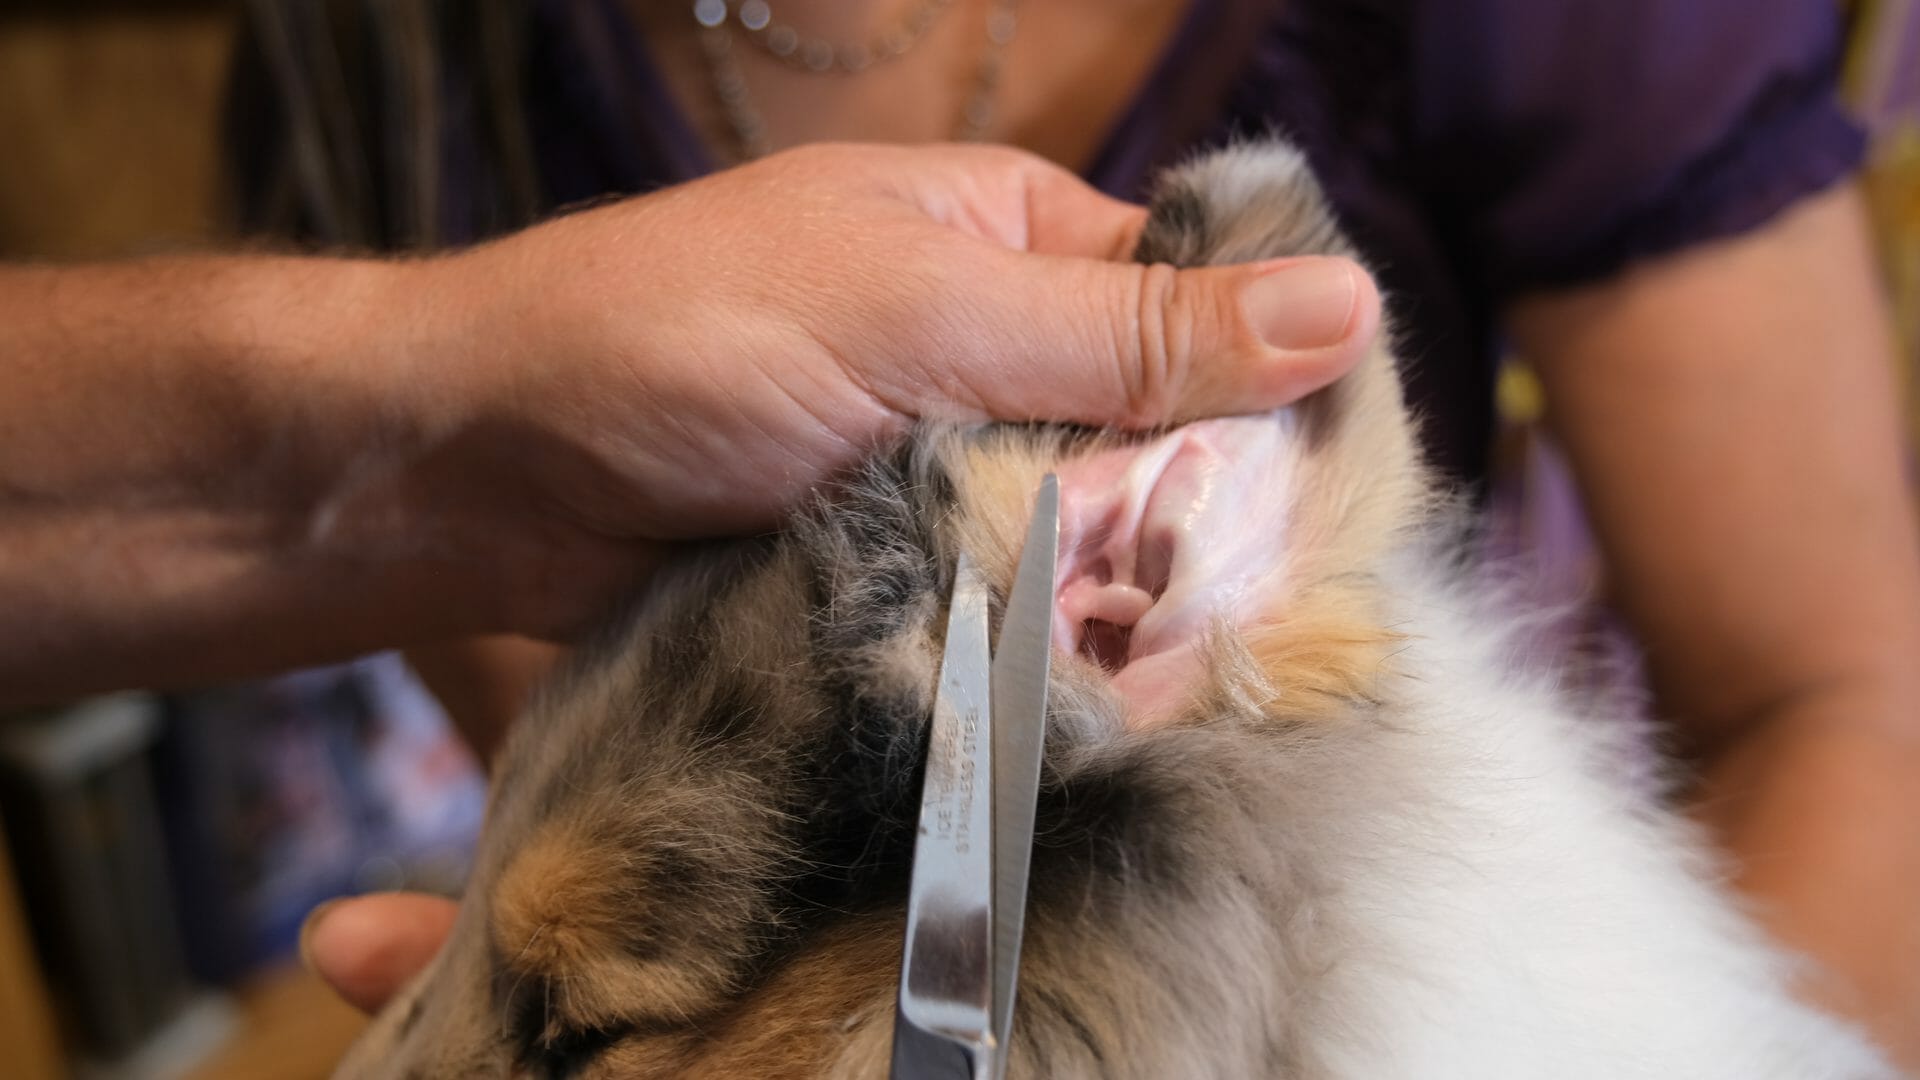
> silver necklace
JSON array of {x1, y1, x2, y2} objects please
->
[
  {"x1": 695, "y1": 0, "x2": 957, "y2": 74},
  {"x1": 694, "y1": 0, "x2": 1020, "y2": 162}
]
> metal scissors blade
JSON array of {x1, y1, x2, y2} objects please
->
[
  {"x1": 893, "y1": 549, "x2": 995, "y2": 1075},
  {"x1": 892, "y1": 475, "x2": 1061, "y2": 1080}
]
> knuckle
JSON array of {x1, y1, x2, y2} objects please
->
[
  {"x1": 1124, "y1": 262, "x2": 1190, "y2": 427},
  {"x1": 954, "y1": 141, "x2": 1038, "y2": 174}
]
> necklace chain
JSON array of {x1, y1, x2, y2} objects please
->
[
  {"x1": 694, "y1": 0, "x2": 957, "y2": 74},
  {"x1": 694, "y1": 0, "x2": 1019, "y2": 162}
]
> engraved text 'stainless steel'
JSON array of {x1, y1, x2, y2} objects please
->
[{"x1": 892, "y1": 476, "x2": 1060, "y2": 1080}]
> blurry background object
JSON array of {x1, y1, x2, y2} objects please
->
[
  {"x1": 0, "y1": 816, "x2": 68, "y2": 1080},
  {"x1": 1849, "y1": 0, "x2": 1920, "y2": 450},
  {"x1": 0, "y1": 696, "x2": 233, "y2": 1076},
  {"x1": 159, "y1": 659, "x2": 485, "y2": 988},
  {"x1": 0, "y1": 0, "x2": 233, "y2": 259}
]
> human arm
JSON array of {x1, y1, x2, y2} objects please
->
[
  {"x1": 1506, "y1": 183, "x2": 1920, "y2": 1066},
  {"x1": 0, "y1": 142, "x2": 1378, "y2": 708},
  {"x1": 0, "y1": 252, "x2": 512, "y2": 701}
]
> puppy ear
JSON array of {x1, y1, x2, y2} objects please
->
[
  {"x1": 1135, "y1": 140, "x2": 1358, "y2": 266},
  {"x1": 1141, "y1": 138, "x2": 1432, "y2": 586}
]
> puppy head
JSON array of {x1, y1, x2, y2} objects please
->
[{"x1": 330, "y1": 139, "x2": 1432, "y2": 1078}]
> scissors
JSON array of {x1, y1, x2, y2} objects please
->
[{"x1": 890, "y1": 475, "x2": 1061, "y2": 1080}]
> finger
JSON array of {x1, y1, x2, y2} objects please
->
[
  {"x1": 887, "y1": 144, "x2": 1149, "y2": 260},
  {"x1": 1006, "y1": 155, "x2": 1150, "y2": 260},
  {"x1": 1157, "y1": 256, "x2": 1382, "y2": 421},
  {"x1": 300, "y1": 892, "x2": 460, "y2": 1014},
  {"x1": 911, "y1": 251, "x2": 1381, "y2": 428}
]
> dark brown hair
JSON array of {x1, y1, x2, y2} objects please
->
[{"x1": 230, "y1": 0, "x2": 542, "y2": 249}]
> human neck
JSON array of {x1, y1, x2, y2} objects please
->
[{"x1": 720, "y1": 0, "x2": 928, "y2": 42}]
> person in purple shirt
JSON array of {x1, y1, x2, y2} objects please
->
[{"x1": 177, "y1": 0, "x2": 1920, "y2": 1063}]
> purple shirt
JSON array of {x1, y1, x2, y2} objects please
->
[{"x1": 230, "y1": 0, "x2": 1865, "y2": 485}]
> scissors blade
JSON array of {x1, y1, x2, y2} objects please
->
[
  {"x1": 989, "y1": 474, "x2": 1061, "y2": 1077},
  {"x1": 893, "y1": 552, "x2": 996, "y2": 1080}
]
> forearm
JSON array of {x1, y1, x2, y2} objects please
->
[
  {"x1": 1688, "y1": 678, "x2": 1920, "y2": 1067},
  {"x1": 1511, "y1": 184, "x2": 1920, "y2": 1065},
  {"x1": 0, "y1": 256, "x2": 503, "y2": 705}
]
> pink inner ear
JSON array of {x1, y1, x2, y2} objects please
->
[{"x1": 1048, "y1": 415, "x2": 1305, "y2": 724}]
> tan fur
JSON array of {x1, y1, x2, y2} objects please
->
[
  {"x1": 952, "y1": 429, "x2": 1070, "y2": 591},
  {"x1": 491, "y1": 821, "x2": 735, "y2": 1034},
  {"x1": 598, "y1": 921, "x2": 902, "y2": 1079},
  {"x1": 1242, "y1": 587, "x2": 1402, "y2": 722}
]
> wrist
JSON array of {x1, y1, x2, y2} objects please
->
[
  {"x1": 0, "y1": 254, "x2": 516, "y2": 701},
  {"x1": 268, "y1": 254, "x2": 529, "y2": 640},
  {"x1": 359, "y1": 243, "x2": 672, "y2": 638},
  {"x1": 163, "y1": 251, "x2": 523, "y2": 648}
]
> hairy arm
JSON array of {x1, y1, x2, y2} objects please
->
[
  {"x1": 0, "y1": 256, "x2": 542, "y2": 703},
  {"x1": 1508, "y1": 184, "x2": 1920, "y2": 1065},
  {"x1": 0, "y1": 143, "x2": 1379, "y2": 709}
]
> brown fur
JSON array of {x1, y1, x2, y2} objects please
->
[{"x1": 600, "y1": 921, "x2": 903, "y2": 1078}]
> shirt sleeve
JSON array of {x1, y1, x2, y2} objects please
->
[{"x1": 1408, "y1": 0, "x2": 1866, "y2": 299}]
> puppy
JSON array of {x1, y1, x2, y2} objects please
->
[{"x1": 332, "y1": 142, "x2": 1897, "y2": 1079}]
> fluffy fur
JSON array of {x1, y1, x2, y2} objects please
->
[{"x1": 332, "y1": 142, "x2": 1897, "y2": 1079}]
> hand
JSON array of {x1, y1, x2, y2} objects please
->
[
  {"x1": 301, "y1": 893, "x2": 458, "y2": 1014},
  {"x1": 405, "y1": 142, "x2": 1379, "y2": 637}
]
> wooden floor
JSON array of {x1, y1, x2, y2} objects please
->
[{"x1": 184, "y1": 967, "x2": 366, "y2": 1080}]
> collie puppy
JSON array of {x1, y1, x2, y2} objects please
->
[{"x1": 332, "y1": 143, "x2": 1895, "y2": 1079}]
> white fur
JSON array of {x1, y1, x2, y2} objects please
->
[{"x1": 1274, "y1": 554, "x2": 1895, "y2": 1078}]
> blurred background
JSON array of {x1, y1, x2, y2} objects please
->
[{"x1": 0, "y1": 2, "x2": 1916, "y2": 1078}]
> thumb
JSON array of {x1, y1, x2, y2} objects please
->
[
  {"x1": 960, "y1": 251, "x2": 1381, "y2": 428},
  {"x1": 300, "y1": 892, "x2": 460, "y2": 1014}
]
